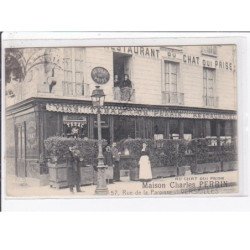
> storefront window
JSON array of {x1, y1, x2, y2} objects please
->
[
  {"x1": 220, "y1": 121, "x2": 226, "y2": 136},
  {"x1": 211, "y1": 120, "x2": 217, "y2": 136},
  {"x1": 153, "y1": 118, "x2": 165, "y2": 138},
  {"x1": 62, "y1": 115, "x2": 88, "y2": 138},
  {"x1": 169, "y1": 119, "x2": 179, "y2": 139},
  {"x1": 114, "y1": 116, "x2": 135, "y2": 142},
  {"x1": 93, "y1": 115, "x2": 110, "y2": 144},
  {"x1": 184, "y1": 119, "x2": 193, "y2": 139}
]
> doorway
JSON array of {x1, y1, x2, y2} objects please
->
[
  {"x1": 113, "y1": 52, "x2": 132, "y2": 82},
  {"x1": 15, "y1": 122, "x2": 27, "y2": 177}
]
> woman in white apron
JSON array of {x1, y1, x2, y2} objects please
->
[{"x1": 139, "y1": 143, "x2": 152, "y2": 182}]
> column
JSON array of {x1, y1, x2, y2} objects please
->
[
  {"x1": 179, "y1": 119, "x2": 184, "y2": 139},
  {"x1": 204, "y1": 120, "x2": 211, "y2": 137},
  {"x1": 165, "y1": 119, "x2": 170, "y2": 139},
  {"x1": 216, "y1": 120, "x2": 221, "y2": 138},
  {"x1": 57, "y1": 113, "x2": 63, "y2": 136},
  {"x1": 232, "y1": 120, "x2": 237, "y2": 138},
  {"x1": 224, "y1": 121, "x2": 232, "y2": 136},
  {"x1": 109, "y1": 116, "x2": 114, "y2": 144},
  {"x1": 193, "y1": 120, "x2": 197, "y2": 139},
  {"x1": 88, "y1": 115, "x2": 94, "y2": 139}
]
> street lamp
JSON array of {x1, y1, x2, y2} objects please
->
[{"x1": 91, "y1": 85, "x2": 108, "y2": 195}]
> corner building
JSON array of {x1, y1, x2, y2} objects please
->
[{"x1": 5, "y1": 45, "x2": 237, "y2": 179}]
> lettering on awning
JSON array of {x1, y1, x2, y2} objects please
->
[{"x1": 46, "y1": 103, "x2": 237, "y2": 120}]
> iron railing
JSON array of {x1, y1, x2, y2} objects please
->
[
  {"x1": 203, "y1": 96, "x2": 219, "y2": 108},
  {"x1": 62, "y1": 81, "x2": 90, "y2": 97},
  {"x1": 162, "y1": 91, "x2": 184, "y2": 105},
  {"x1": 113, "y1": 87, "x2": 135, "y2": 102}
]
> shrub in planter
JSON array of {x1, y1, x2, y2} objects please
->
[
  {"x1": 44, "y1": 136, "x2": 107, "y2": 166},
  {"x1": 221, "y1": 138, "x2": 237, "y2": 162},
  {"x1": 116, "y1": 138, "x2": 188, "y2": 169},
  {"x1": 44, "y1": 137, "x2": 107, "y2": 188},
  {"x1": 115, "y1": 138, "x2": 237, "y2": 176}
]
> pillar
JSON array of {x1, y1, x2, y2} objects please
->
[
  {"x1": 165, "y1": 119, "x2": 170, "y2": 139},
  {"x1": 224, "y1": 121, "x2": 232, "y2": 136},
  {"x1": 216, "y1": 120, "x2": 221, "y2": 138},
  {"x1": 109, "y1": 116, "x2": 114, "y2": 144},
  {"x1": 204, "y1": 120, "x2": 211, "y2": 137},
  {"x1": 88, "y1": 115, "x2": 94, "y2": 139},
  {"x1": 232, "y1": 120, "x2": 237, "y2": 138},
  {"x1": 193, "y1": 120, "x2": 197, "y2": 138},
  {"x1": 179, "y1": 119, "x2": 184, "y2": 139}
]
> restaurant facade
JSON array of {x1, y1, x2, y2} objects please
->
[{"x1": 5, "y1": 45, "x2": 237, "y2": 180}]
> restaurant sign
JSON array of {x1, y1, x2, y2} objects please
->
[
  {"x1": 91, "y1": 67, "x2": 110, "y2": 84},
  {"x1": 108, "y1": 47, "x2": 160, "y2": 59},
  {"x1": 46, "y1": 103, "x2": 237, "y2": 120}
]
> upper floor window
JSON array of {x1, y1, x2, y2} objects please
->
[
  {"x1": 113, "y1": 52, "x2": 134, "y2": 102},
  {"x1": 164, "y1": 61, "x2": 178, "y2": 92},
  {"x1": 202, "y1": 46, "x2": 217, "y2": 57},
  {"x1": 203, "y1": 67, "x2": 218, "y2": 107},
  {"x1": 162, "y1": 61, "x2": 183, "y2": 105},
  {"x1": 63, "y1": 48, "x2": 88, "y2": 96}
]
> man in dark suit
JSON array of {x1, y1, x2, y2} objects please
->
[
  {"x1": 68, "y1": 146, "x2": 82, "y2": 193},
  {"x1": 111, "y1": 143, "x2": 121, "y2": 182}
]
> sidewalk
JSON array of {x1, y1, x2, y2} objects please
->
[{"x1": 5, "y1": 170, "x2": 238, "y2": 198}]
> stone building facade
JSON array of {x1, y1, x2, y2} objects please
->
[{"x1": 5, "y1": 45, "x2": 237, "y2": 180}]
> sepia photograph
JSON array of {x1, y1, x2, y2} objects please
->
[{"x1": 3, "y1": 42, "x2": 238, "y2": 198}]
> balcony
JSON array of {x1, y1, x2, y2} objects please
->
[
  {"x1": 113, "y1": 87, "x2": 135, "y2": 102},
  {"x1": 62, "y1": 82, "x2": 90, "y2": 97},
  {"x1": 162, "y1": 91, "x2": 184, "y2": 105},
  {"x1": 203, "y1": 96, "x2": 219, "y2": 108}
]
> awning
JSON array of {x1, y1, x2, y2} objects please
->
[{"x1": 46, "y1": 103, "x2": 237, "y2": 120}]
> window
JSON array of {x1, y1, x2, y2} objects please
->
[
  {"x1": 164, "y1": 61, "x2": 177, "y2": 92},
  {"x1": 163, "y1": 61, "x2": 183, "y2": 105},
  {"x1": 62, "y1": 115, "x2": 88, "y2": 138},
  {"x1": 63, "y1": 48, "x2": 86, "y2": 96},
  {"x1": 114, "y1": 116, "x2": 136, "y2": 141},
  {"x1": 203, "y1": 68, "x2": 217, "y2": 107},
  {"x1": 202, "y1": 46, "x2": 217, "y2": 56}
]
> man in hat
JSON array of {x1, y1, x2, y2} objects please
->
[{"x1": 68, "y1": 146, "x2": 82, "y2": 193}]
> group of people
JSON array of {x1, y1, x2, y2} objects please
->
[
  {"x1": 67, "y1": 142, "x2": 153, "y2": 193},
  {"x1": 114, "y1": 74, "x2": 133, "y2": 101},
  {"x1": 104, "y1": 142, "x2": 153, "y2": 183},
  {"x1": 103, "y1": 142, "x2": 121, "y2": 183}
]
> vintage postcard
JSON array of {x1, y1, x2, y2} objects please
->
[{"x1": 2, "y1": 35, "x2": 239, "y2": 198}]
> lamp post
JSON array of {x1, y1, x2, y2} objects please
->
[{"x1": 91, "y1": 85, "x2": 108, "y2": 195}]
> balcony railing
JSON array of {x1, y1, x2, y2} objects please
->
[
  {"x1": 113, "y1": 87, "x2": 135, "y2": 102},
  {"x1": 203, "y1": 96, "x2": 219, "y2": 108},
  {"x1": 162, "y1": 91, "x2": 184, "y2": 105},
  {"x1": 62, "y1": 81, "x2": 90, "y2": 97}
]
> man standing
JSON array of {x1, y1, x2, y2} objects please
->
[
  {"x1": 111, "y1": 142, "x2": 121, "y2": 182},
  {"x1": 68, "y1": 146, "x2": 82, "y2": 193}
]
